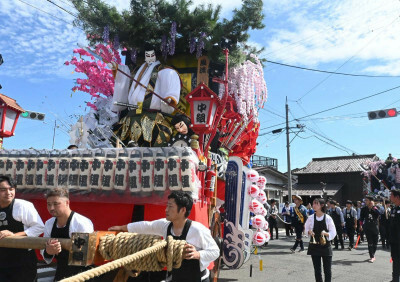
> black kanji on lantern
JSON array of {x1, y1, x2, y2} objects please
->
[
  {"x1": 116, "y1": 159, "x2": 126, "y2": 171},
  {"x1": 168, "y1": 174, "x2": 178, "y2": 187},
  {"x1": 90, "y1": 174, "x2": 99, "y2": 186},
  {"x1": 154, "y1": 175, "x2": 163, "y2": 187},
  {"x1": 92, "y1": 159, "x2": 101, "y2": 170},
  {"x1": 47, "y1": 159, "x2": 56, "y2": 171},
  {"x1": 182, "y1": 175, "x2": 190, "y2": 188},
  {"x1": 102, "y1": 175, "x2": 111, "y2": 187},
  {"x1": 197, "y1": 103, "x2": 207, "y2": 112},
  {"x1": 36, "y1": 175, "x2": 43, "y2": 186},
  {"x1": 129, "y1": 176, "x2": 138, "y2": 189},
  {"x1": 115, "y1": 174, "x2": 124, "y2": 187},
  {"x1": 129, "y1": 160, "x2": 137, "y2": 172},
  {"x1": 196, "y1": 113, "x2": 206, "y2": 123},
  {"x1": 6, "y1": 160, "x2": 13, "y2": 170},
  {"x1": 142, "y1": 160, "x2": 150, "y2": 172},
  {"x1": 80, "y1": 160, "x2": 89, "y2": 172},
  {"x1": 69, "y1": 175, "x2": 78, "y2": 186},
  {"x1": 181, "y1": 159, "x2": 189, "y2": 172},
  {"x1": 70, "y1": 159, "x2": 79, "y2": 171},
  {"x1": 16, "y1": 175, "x2": 23, "y2": 185},
  {"x1": 26, "y1": 175, "x2": 34, "y2": 185},
  {"x1": 79, "y1": 175, "x2": 88, "y2": 187},
  {"x1": 104, "y1": 160, "x2": 113, "y2": 172},
  {"x1": 16, "y1": 160, "x2": 24, "y2": 171},
  {"x1": 47, "y1": 175, "x2": 55, "y2": 186},
  {"x1": 59, "y1": 160, "x2": 69, "y2": 171},
  {"x1": 58, "y1": 175, "x2": 68, "y2": 185},
  {"x1": 155, "y1": 159, "x2": 164, "y2": 171},
  {"x1": 167, "y1": 159, "x2": 177, "y2": 171},
  {"x1": 142, "y1": 176, "x2": 150, "y2": 189},
  {"x1": 27, "y1": 160, "x2": 35, "y2": 171},
  {"x1": 36, "y1": 160, "x2": 44, "y2": 170}
]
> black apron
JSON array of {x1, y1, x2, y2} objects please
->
[
  {"x1": 345, "y1": 209, "x2": 355, "y2": 231},
  {"x1": 363, "y1": 207, "x2": 379, "y2": 233},
  {"x1": 167, "y1": 220, "x2": 206, "y2": 282},
  {"x1": 51, "y1": 211, "x2": 91, "y2": 281},
  {"x1": 307, "y1": 214, "x2": 332, "y2": 257},
  {"x1": 0, "y1": 199, "x2": 37, "y2": 268},
  {"x1": 330, "y1": 208, "x2": 342, "y2": 235}
]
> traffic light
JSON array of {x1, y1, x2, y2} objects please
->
[
  {"x1": 20, "y1": 111, "x2": 45, "y2": 121},
  {"x1": 0, "y1": 54, "x2": 3, "y2": 66},
  {"x1": 368, "y1": 108, "x2": 397, "y2": 120}
]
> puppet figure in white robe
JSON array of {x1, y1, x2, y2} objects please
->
[{"x1": 109, "y1": 46, "x2": 181, "y2": 147}]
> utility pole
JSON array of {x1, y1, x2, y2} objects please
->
[
  {"x1": 52, "y1": 120, "x2": 56, "y2": 149},
  {"x1": 286, "y1": 97, "x2": 293, "y2": 202}
]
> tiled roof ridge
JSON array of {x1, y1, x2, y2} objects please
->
[{"x1": 311, "y1": 154, "x2": 376, "y2": 162}]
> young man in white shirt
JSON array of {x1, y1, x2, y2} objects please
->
[
  {"x1": 41, "y1": 188, "x2": 94, "y2": 281},
  {"x1": 109, "y1": 191, "x2": 220, "y2": 282},
  {"x1": 0, "y1": 175, "x2": 44, "y2": 282}
]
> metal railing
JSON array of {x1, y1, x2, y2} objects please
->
[{"x1": 251, "y1": 155, "x2": 278, "y2": 169}]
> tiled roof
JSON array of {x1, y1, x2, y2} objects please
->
[
  {"x1": 255, "y1": 166, "x2": 288, "y2": 180},
  {"x1": 283, "y1": 183, "x2": 343, "y2": 196},
  {"x1": 0, "y1": 93, "x2": 24, "y2": 113},
  {"x1": 294, "y1": 154, "x2": 377, "y2": 174}
]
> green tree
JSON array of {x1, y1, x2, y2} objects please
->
[{"x1": 72, "y1": 0, "x2": 265, "y2": 65}]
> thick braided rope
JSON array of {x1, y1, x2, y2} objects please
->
[{"x1": 60, "y1": 233, "x2": 186, "y2": 282}]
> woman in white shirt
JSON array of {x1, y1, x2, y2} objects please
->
[{"x1": 305, "y1": 198, "x2": 337, "y2": 282}]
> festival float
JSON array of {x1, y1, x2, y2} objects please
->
[{"x1": 0, "y1": 0, "x2": 269, "y2": 279}]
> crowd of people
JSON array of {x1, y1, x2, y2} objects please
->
[
  {"x1": 261, "y1": 191, "x2": 400, "y2": 282},
  {"x1": 0, "y1": 175, "x2": 219, "y2": 282}
]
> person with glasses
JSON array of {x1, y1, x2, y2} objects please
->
[{"x1": 0, "y1": 175, "x2": 44, "y2": 282}]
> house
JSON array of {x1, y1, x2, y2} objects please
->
[
  {"x1": 290, "y1": 154, "x2": 377, "y2": 205},
  {"x1": 254, "y1": 165, "x2": 288, "y2": 204}
]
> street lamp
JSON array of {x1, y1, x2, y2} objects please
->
[{"x1": 0, "y1": 93, "x2": 25, "y2": 148}]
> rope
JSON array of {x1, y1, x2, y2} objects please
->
[
  {"x1": 61, "y1": 233, "x2": 186, "y2": 282},
  {"x1": 275, "y1": 214, "x2": 292, "y2": 225}
]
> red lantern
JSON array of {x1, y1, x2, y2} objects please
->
[
  {"x1": 185, "y1": 83, "x2": 221, "y2": 135},
  {"x1": 0, "y1": 93, "x2": 24, "y2": 147}
]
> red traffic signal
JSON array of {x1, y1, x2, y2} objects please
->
[{"x1": 368, "y1": 108, "x2": 397, "y2": 120}]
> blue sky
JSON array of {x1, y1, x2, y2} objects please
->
[{"x1": 1, "y1": 0, "x2": 400, "y2": 172}]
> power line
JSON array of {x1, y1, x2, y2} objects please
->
[
  {"x1": 309, "y1": 134, "x2": 353, "y2": 154},
  {"x1": 296, "y1": 15, "x2": 400, "y2": 102},
  {"x1": 265, "y1": 60, "x2": 400, "y2": 78},
  {"x1": 17, "y1": 0, "x2": 83, "y2": 30},
  {"x1": 263, "y1": 1, "x2": 394, "y2": 58},
  {"x1": 260, "y1": 83, "x2": 400, "y2": 131},
  {"x1": 289, "y1": 105, "x2": 357, "y2": 155},
  {"x1": 306, "y1": 127, "x2": 357, "y2": 155},
  {"x1": 45, "y1": 0, "x2": 77, "y2": 17},
  {"x1": 56, "y1": 0, "x2": 75, "y2": 9},
  {"x1": 261, "y1": 108, "x2": 286, "y2": 119}
]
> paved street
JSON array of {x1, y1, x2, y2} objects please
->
[{"x1": 219, "y1": 231, "x2": 393, "y2": 282}]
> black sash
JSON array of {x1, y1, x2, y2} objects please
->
[{"x1": 167, "y1": 220, "x2": 206, "y2": 282}]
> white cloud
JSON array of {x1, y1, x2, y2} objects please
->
[
  {"x1": 0, "y1": 0, "x2": 243, "y2": 82},
  {"x1": 0, "y1": 0, "x2": 85, "y2": 81},
  {"x1": 262, "y1": 0, "x2": 400, "y2": 75}
]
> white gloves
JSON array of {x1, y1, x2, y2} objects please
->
[
  {"x1": 107, "y1": 61, "x2": 118, "y2": 70},
  {"x1": 160, "y1": 98, "x2": 175, "y2": 114}
]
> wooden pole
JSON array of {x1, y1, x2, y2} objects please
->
[{"x1": 0, "y1": 236, "x2": 72, "y2": 250}]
